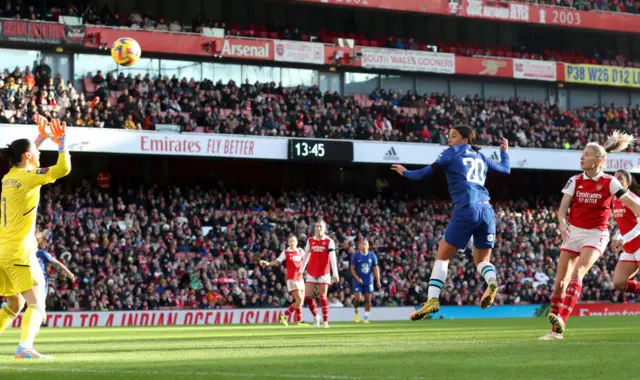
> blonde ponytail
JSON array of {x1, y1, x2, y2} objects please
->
[{"x1": 603, "y1": 130, "x2": 636, "y2": 153}]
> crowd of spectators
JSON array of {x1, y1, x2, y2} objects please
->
[
  {"x1": 33, "y1": 182, "x2": 633, "y2": 313},
  {"x1": 0, "y1": 62, "x2": 99, "y2": 128},
  {"x1": 2, "y1": 62, "x2": 640, "y2": 152},
  {"x1": 84, "y1": 70, "x2": 640, "y2": 152}
]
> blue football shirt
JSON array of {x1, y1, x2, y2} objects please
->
[{"x1": 351, "y1": 251, "x2": 378, "y2": 285}]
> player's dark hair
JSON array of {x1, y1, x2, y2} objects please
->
[
  {"x1": 453, "y1": 125, "x2": 481, "y2": 151},
  {"x1": 0, "y1": 139, "x2": 31, "y2": 167},
  {"x1": 616, "y1": 170, "x2": 640, "y2": 194}
]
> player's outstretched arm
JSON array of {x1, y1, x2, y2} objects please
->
[
  {"x1": 392, "y1": 147, "x2": 453, "y2": 180},
  {"x1": 51, "y1": 258, "x2": 75, "y2": 282},
  {"x1": 393, "y1": 164, "x2": 435, "y2": 181},
  {"x1": 260, "y1": 255, "x2": 282, "y2": 268},
  {"x1": 29, "y1": 118, "x2": 71, "y2": 187},
  {"x1": 485, "y1": 138, "x2": 511, "y2": 175}
]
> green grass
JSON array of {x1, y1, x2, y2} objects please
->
[{"x1": 0, "y1": 317, "x2": 639, "y2": 380}]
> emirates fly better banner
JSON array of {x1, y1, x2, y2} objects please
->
[
  {"x1": 3, "y1": 126, "x2": 640, "y2": 172},
  {"x1": 360, "y1": 48, "x2": 456, "y2": 74},
  {"x1": 0, "y1": 125, "x2": 288, "y2": 160}
]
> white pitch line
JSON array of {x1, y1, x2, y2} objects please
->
[{"x1": 0, "y1": 366, "x2": 426, "y2": 380}]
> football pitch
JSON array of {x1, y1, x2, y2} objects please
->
[{"x1": 0, "y1": 317, "x2": 638, "y2": 380}]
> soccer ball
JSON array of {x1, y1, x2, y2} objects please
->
[{"x1": 111, "y1": 37, "x2": 141, "y2": 67}]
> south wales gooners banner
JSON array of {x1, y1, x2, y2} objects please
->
[{"x1": 360, "y1": 48, "x2": 455, "y2": 74}]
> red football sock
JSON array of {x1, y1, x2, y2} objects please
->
[
  {"x1": 304, "y1": 297, "x2": 318, "y2": 317},
  {"x1": 550, "y1": 290, "x2": 563, "y2": 315},
  {"x1": 320, "y1": 297, "x2": 329, "y2": 322},
  {"x1": 626, "y1": 280, "x2": 640, "y2": 293},
  {"x1": 550, "y1": 290, "x2": 564, "y2": 333},
  {"x1": 295, "y1": 306, "x2": 302, "y2": 323},
  {"x1": 284, "y1": 304, "x2": 295, "y2": 316},
  {"x1": 559, "y1": 278, "x2": 583, "y2": 322}
]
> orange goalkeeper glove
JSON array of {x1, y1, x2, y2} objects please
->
[
  {"x1": 49, "y1": 118, "x2": 67, "y2": 152},
  {"x1": 34, "y1": 114, "x2": 50, "y2": 148}
]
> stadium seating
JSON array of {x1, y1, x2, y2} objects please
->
[
  {"x1": 7, "y1": 1, "x2": 638, "y2": 68},
  {"x1": 1, "y1": 64, "x2": 638, "y2": 152},
  {"x1": 36, "y1": 183, "x2": 633, "y2": 312}
]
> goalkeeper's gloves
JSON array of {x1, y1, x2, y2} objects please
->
[{"x1": 49, "y1": 118, "x2": 67, "y2": 152}]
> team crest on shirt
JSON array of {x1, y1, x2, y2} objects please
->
[
  {"x1": 596, "y1": 184, "x2": 603, "y2": 191},
  {"x1": 36, "y1": 168, "x2": 49, "y2": 175}
]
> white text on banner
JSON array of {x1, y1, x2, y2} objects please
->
[
  {"x1": 274, "y1": 40, "x2": 325, "y2": 65},
  {"x1": 0, "y1": 126, "x2": 288, "y2": 160},
  {"x1": 513, "y1": 59, "x2": 556, "y2": 81},
  {"x1": 360, "y1": 48, "x2": 455, "y2": 74},
  {"x1": 11, "y1": 307, "x2": 419, "y2": 328}
]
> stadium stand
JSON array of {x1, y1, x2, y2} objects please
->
[
  {"x1": 1, "y1": 64, "x2": 638, "y2": 152},
  {"x1": 3, "y1": 1, "x2": 638, "y2": 67},
  {"x1": 36, "y1": 183, "x2": 632, "y2": 312}
]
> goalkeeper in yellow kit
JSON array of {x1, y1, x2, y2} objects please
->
[{"x1": 0, "y1": 117, "x2": 70, "y2": 359}]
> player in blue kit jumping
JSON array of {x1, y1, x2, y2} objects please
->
[
  {"x1": 35, "y1": 232, "x2": 75, "y2": 313},
  {"x1": 391, "y1": 126, "x2": 510, "y2": 321},
  {"x1": 351, "y1": 239, "x2": 380, "y2": 324}
]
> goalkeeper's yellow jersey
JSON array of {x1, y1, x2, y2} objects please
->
[{"x1": 0, "y1": 152, "x2": 71, "y2": 251}]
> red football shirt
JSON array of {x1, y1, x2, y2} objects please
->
[
  {"x1": 613, "y1": 192, "x2": 640, "y2": 252},
  {"x1": 304, "y1": 236, "x2": 337, "y2": 277},
  {"x1": 562, "y1": 172, "x2": 626, "y2": 231},
  {"x1": 277, "y1": 248, "x2": 304, "y2": 281}
]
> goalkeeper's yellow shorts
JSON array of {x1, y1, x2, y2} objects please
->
[{"x1": 0, "y1": 245, "x2": 39, "y2": 297}]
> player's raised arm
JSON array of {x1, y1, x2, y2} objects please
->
[
  {"x1": 50, "y1": 258, "x2": 75, "y2": 282},
  {"x1": 485, "y1": 138, "x2": 511, "y2": 175},
  {"x1": 391, "y1": 147, "x2": 453, "y2": 181},
  {"x1": 28, "y1": 119, "x2": 71, "y2": 188}
]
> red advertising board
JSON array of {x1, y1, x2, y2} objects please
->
[
  {"x1": 294, "y1": 0, "x2": 640, "y2": 34},
  {"x1": 87, "y1": 27, "x2": 565, "y2": 84},
  {"x1": 293, "y1": 0, "x2": 450, "y2": 13},
  {"x1": 0, "y1": 19, "x2": 70, "y2": 44},
  {"x1": 85, "y1": 27, "x2": 274, "y2": 61},
  {"x1": 455, "y1": 56, "x2": 513, "y2": 78},
  {"x1": 571, "y1": 303, "x2": 640, "y2": 317}
]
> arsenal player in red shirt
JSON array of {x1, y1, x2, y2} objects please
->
[
  {"x1": 260, "y1": 235, "x2": 308, "y2": 327},
  {"x1": 610, "y1": 170, "x2": 640, "y2": 297},
  {"x1": 299, "y1": 220, "x2": 339, "y2": 328},
  {"x1": 541, "y1": 132, "x2": 640, "y2": 340}
]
